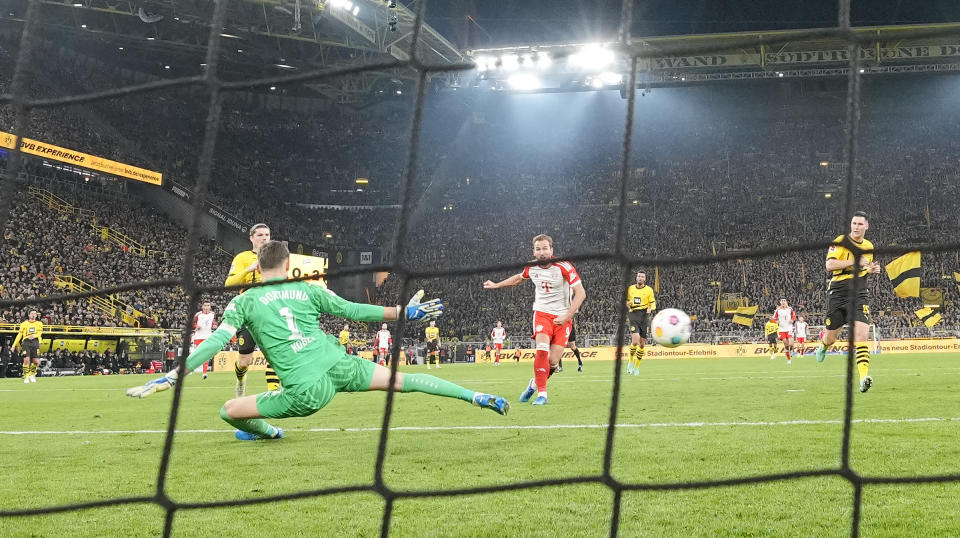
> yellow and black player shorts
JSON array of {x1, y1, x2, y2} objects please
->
[
  {"x1": 237, "y1": 326, "x2": 257, "y2": 355},
  {"x1": 628, "y1": 311, "x2": 648, "y2": 339},
  {"x1": 426, "y1": 340, "x2": 438, "y2": 353},
  {"x1": 767, "y1": 332, "x2": 778, "y2": 346},
  {"x1": 825, "y1": 282, "x2": 872, "y2": 331},
  {"x1": 22, "y1": 339, "x2": 40, "y2": 360}
]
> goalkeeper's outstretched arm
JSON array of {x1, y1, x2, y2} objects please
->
[{"x1": 126, "y1": 321, "x2": 239, "y2": 398}]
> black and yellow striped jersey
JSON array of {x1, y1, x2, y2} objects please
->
[
  {"x1": 826, "y1": 234, "x2": 874, "y2": 287},
  {"x1": 425, "y1": 326, "x2": 440, "y2": 343},
  {"x1": 339, "y1": 330, "x2": 350, "y2": 346},
  {"x1": 764, "y1": 320, "x2": 779, "y2": 336},
  {"x1": 12, "y1": 320, "x2": 43, "y2": 348},
  {"x1": 626, "y1": 285, "x2": 656, "y2": 312},
  {"x1": 225, "y1": 250, "x2": 260, "y2": 289}
]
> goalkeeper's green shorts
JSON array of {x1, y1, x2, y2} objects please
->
[{"x1": 255, "y1": 355, "x2": 375, "y2": 419}]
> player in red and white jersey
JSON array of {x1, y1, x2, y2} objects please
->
[
  {"x1": 191, "y1": 302, "x2": 217, "y2": 378},
  {"x1": 484, "y1": 234, "x2": 586, "y2": 405},
  {"x1": 375, "y1": 324, "x2": 392, "y2": 366},
  {"x1": 794, "y1": 316, "x2": 808, "y2": 356},
  {"x1": 772, "y1": 298, "x2": 797, "y2": 364},
  {"x1": 490, "y1": 321, "x2": 506, "y2": 366}
]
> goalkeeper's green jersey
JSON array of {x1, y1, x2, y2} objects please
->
[{"x1": 185, "y1": 278, "x2": 385, "y2": 388}]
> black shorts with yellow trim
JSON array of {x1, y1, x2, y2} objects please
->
[
  {"x1": 22, "y1": 339, "x2": 40, "y2": 360},
  {"x1": 767, "y1": 333, "x2": 778, "y2": 346},
  {"x1": 426, "y1": 340, "x2": 438, "y2": 353},
  {"x1": 627, "y1": 311, "x2": 648, "y2": 339},
  {"x1": 237, "y1": 326, "x2": 257, "y2": 355},
  {"x1": 825, "y1": 281, "x2": 872, "y2": 331}
]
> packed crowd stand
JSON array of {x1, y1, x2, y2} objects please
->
[{"x1": 2, "y1": 48, "x2": 960, "y2": 356}]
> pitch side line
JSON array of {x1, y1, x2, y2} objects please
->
[{"x1": 2, "y1": 417, "x2": 959, "y2": 435}]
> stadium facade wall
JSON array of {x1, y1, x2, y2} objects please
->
[{"x1": 130, "y1": 183, "x2": 218, "y2": 240}]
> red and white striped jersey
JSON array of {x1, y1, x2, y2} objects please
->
[
  {"x1": 376, "y1": 330, "x2": 392, "y2": 347},
  {"x1": 491, "y1": 327, "x2": 506, "y2": 344},
  {"x1": 192, "y1": 311, "x2": 217, "y2": 341},
  {"x1": 794, "y1": 321, "x2": 808, "y2": 339},
  {"x1": 522, "y1": 260, "x2": 582, "y2": 316},
  {"x1": 773, "y1": 307, "x2": 796, "y2": 332}
]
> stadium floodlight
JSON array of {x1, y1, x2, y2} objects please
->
[
  {"x1": 534, "y1": 53, "x2": 551, "y2": 69},
  {"x1": 500, "y1": 54, "x2": 519, "y2": 71},
  {"x1": 352, "y1": 6, "x2": 359, "y2": 16},
  {"x1": 475, "y1": 55, "x2": 494, "y2": 72},
  {"x1": 344, "y1": 1, "x2": 353, "y2": 10},
  {"x1": 507, "y1": 74, "x2": 541, "y2": 91},
  {"x1": 599, "y1": 72, "x2": 622, "y2": 85},
  {"x1": 570, "y1": 44, "x2": 614, "y2": 70},
  {"x1": 589, "y1": 77, "x2": 604, "y2": 89}
]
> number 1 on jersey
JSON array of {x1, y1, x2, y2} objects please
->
[{"x1": 279, "y1": 307, "x2": 303, "y2": 340}]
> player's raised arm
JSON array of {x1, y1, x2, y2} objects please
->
[{"x1": 484, "y1": 273, "x2": 524, "y2": 289}]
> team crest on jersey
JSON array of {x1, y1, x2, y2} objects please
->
[{"x1": 828, "y1": 246, "x2": 837, "y2": 252}]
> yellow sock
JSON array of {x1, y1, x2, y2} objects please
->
[
  {"x1": 855, "y1": 344, "x2": 870, "y2": 380},
  {"x1": 636, "y1": 347, "x2": 644, "y2": 365},
  {"x1": 265, "y1": 367, "x2": 280, "y2": 391},
  {"x1": 234, "y1": 363, "x2": 248, "y2": 382},
  {"x1": 629, "y1": 345, "x2": 637, "y2": 368},
  {"x1": 23, "y1": 364, "x2": 30, "y2": 380}
]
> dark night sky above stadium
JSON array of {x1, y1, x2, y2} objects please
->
[{"x1": 427, "y1": 1, "x2": 960, "y2": 48}]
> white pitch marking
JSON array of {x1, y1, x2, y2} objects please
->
[
  {"x1": 2, "y1": 417, "x2": 958, "y2": 435},
  {"x1": 785, "y1": 389, "x2": 806, "y2": 392}
]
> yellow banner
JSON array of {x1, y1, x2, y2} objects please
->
[
  {"x1": 0, "y1": 130, "x2": 162, "y2": 185},
  {"x1": 213, "y1": 338, "x2": 960, "y2": 371}
]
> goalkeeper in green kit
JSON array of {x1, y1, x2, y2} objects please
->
[{"x1": 127, "y1": 240, "x2": 509, "y2": 440}]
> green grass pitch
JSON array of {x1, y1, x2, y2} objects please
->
[{"x1": 1, "y1": 353, "x2": 958, "y2": 537}]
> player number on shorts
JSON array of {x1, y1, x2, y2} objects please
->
[{"x1": 278, "y1": 307, "x2": 303, "y2": 340}]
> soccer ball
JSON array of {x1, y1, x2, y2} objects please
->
[{"x1": 651, "y1": 308, "x2": 692, "y2": 348}]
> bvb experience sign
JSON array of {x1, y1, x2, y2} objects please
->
[{"x1": 0, "y1": 130, "x2": 163, "y2": 185}]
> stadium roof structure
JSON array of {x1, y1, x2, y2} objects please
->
[
  {"x1": 0, "y1": 0, "x2": 465, "y2": 104},
  {"x1": 464, "y1": 23, "x2": 960, "y2": 95}
]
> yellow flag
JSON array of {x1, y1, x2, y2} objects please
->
[
  {"x1": 915, "y1": 307, "x2": 942, "y2": 328},
  {"x1": 885, "y1": 252, "x2": 921, "y2": 298},
  {"x1": 732, "y1": 305, "x2": 758, "y2": 327}
]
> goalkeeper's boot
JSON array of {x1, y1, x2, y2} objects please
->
[
  {"x1": 519, "y1": 378, "x2": 536, "y2": 403},
  {"x1": 474, "y1": 393, "x2": 510, "y2": 416},
  {"x1": 859, "y1": 376, "x2": 873, "y2": 393},
  {"x1": 531, "y1": 395, "x2": 548, "y2": 406},
  {"x1": 235, "y1": 428, "x2": 284, "y2": 441},
  {"x1": 235, "y1": 375, "x2": 247, "y2": 399},
  {"x1": 815, "y1": 344, "x2": 826, "y2": 364}
]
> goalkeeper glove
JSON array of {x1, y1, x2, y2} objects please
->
[
  {"x1": 403, "y1": 289, "x2": 443, "y2": 321},
  {"x1": 126, "y1": 371, "x2": 178, "y2": 399}
]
